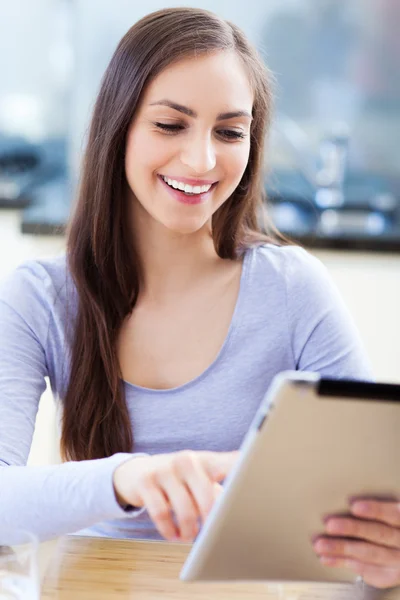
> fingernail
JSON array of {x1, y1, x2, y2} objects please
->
[
  {"x1": 326, "y1": 519, "x2": 341, "y2": 534},
  {"x1": 351, "y1": 501, "x2": 368, "y2": 514},
  {"x1": 319, "y1": 556, "x2": 334, "y2": 566}
]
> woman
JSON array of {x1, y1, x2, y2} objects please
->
[{"x1": 0, "y1": 7, "x2": 399, "y2": 590}]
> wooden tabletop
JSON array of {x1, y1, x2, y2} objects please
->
[{"x1": 37, "y1": 535, "x2": 387, "y2": 600}]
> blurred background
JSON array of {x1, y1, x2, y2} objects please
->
[{"x1": 0, "y1": 0, "x2": 399, "y2": 465}]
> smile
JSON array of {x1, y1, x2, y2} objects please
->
[
  {"x1": 160, "y1": 175, "x2": 213, "y2": 195},
  {"x1": 157, "y1": 174, "x2": 217, "y2": 205}
]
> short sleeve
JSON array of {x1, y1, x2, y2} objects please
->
[{"x1": 284, "y1": 247, "x2": 374, "y2": 380}]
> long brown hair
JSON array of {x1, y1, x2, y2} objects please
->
[{"x1": 62, "y1": 7, "x2": 285, "y2": 461}]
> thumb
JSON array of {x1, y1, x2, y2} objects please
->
[{"x1": 201, "y1": 450, "x2": 239, "y2": 482}]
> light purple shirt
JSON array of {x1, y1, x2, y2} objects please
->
[{"x1": 0, "y1": 244, "x2": 373, "y2": 543}]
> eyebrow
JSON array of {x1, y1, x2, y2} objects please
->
[{"x1": 149, "y1": 99, "x2": 252, "y2": 121}]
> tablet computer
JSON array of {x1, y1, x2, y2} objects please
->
[{"x1": 180, "y1": 371, "x2": 400, "y2": 585}]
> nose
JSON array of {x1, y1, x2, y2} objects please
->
[{"x1": 180, "y1": 132, "x2": 216, "y2": 174}]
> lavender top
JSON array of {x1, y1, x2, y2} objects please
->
[{"x1": 0, "y1": 244, "x2": 373, "y2": 543}]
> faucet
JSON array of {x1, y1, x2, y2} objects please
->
[
  {"x1": 273, "y1": 115, "x2": 350, "y2": 209},
  {"x1": 314, "y1": 123, "x2": 350, "y2": 208}
]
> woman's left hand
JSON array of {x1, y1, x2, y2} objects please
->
[{"x1": 313, "y1": 499, "x2": 400, "y2": 589}]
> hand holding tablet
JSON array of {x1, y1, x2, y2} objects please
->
[{"x1": 181, "y1": 371, "x2": 400, "y2": 591}]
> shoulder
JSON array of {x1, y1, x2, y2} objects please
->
[
  {"x1": 0, "y1": 255, "x2": 69, "y2": 309},
  {"x1": 247, "y1": 244, "x2": 372, "y2": 379},
  {"x1": 248, "y1": 242, "x2": 328, "y2": 288},
  {"x1": 0, "y1": 255, "x2": 75, "y2": 339},
  {"x1": 247, "y1": 242, "x2": 341, "y2": 320}
]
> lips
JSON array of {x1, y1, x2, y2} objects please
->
[
  {"x1": 157, "y1": 174, "x2": 217, "y2": 205},
  {"x1": 159, "y1": 174, "x2": 217, "y2": 186}
]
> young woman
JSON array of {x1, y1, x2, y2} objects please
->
[{"x1": 0, "y1": 7, "x2": 399, "y2": 590}]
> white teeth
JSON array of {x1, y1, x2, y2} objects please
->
[{"x1": 161, "y1": 175, "x2": 212, "y2": 194}]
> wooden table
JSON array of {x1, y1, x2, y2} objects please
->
[{"x1": 39, "y1": 536, "x2": 396, "y2": 599}]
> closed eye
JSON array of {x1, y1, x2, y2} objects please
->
[
  {"x1": 153, "y1": 122, "x2": 184, "y2": 133},
  {"x1": 153, "y1": 122, "x2": 247, "y2": 141},
  {"x1": 219, "y1": 129, "x2": 246, "y2": 140}
]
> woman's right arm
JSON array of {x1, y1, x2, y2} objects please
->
[
  {"x1": 0, "y1": 263, "x2": 238, "y2": 545},
  {"x1": 0, "y1": 265, "x2": 149, "y2": 544}
]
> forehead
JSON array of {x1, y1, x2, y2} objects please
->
[{"x1": 141, "y1": 51, "x2": 253, "y2": 113}]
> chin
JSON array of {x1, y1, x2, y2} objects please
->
[{"x1": 162, "y1": 216, "x2": 208, "y2": 236}]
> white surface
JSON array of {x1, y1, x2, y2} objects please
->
[
  {"x1": 313, "y1": 249, "x2": 400, "y2": 384},
  {"x1": 0, "y1": 209, "x2": 399, "y2": 466}
]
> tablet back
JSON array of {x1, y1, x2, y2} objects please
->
[{"x1": 180, "y1": 371, "x2": 400, "y2": 585}]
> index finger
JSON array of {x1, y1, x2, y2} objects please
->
[
  {"x1": 351, "y1": 500, "x2": 400, "y2": 527},
  {"x1": 199, "y1": 451, "x2": 239, "y2": 482}
]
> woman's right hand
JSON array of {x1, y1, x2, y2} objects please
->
[{"x1": 113, "y1": 450, "x2": 239, "y2": 542}]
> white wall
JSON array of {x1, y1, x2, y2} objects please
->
[{"x1": 314, "y1": 250, "x2": 400, "y2": 384}]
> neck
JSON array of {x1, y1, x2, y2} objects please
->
[{"x1": 130, "y1": 201, "x2": 222, "y2": 301}]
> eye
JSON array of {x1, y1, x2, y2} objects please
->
[
  {"x1": 153, "y1": 122, "x2": 184, "y2": 134},
  {"x1": 153, "y1": 122, "x2": 247, "y2": 141},
  {"x1": 218, "y1": 130, "x2": 247, "y2": 141}
]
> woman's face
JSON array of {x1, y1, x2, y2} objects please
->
[{"x1": 125, "y1": 51, "x2": 254, "y2": 235}]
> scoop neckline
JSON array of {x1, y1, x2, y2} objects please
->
[{"x1": 123, "y1": 246, "x2": 253, "y2": 395}]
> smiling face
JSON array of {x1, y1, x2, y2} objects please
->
[{"x1": 124, "y1": 50, "x2": 254, "y2": 236}]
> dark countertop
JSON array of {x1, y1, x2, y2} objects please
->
[{"x1": 18, "y1": 199, "x2": 400, "y2": 253}]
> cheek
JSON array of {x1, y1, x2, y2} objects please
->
[
  {"x1": 126, "y1": 130, "x2": 174, "y2": 182},
  {"x1": 224, "y1": 145, "x2": 250, "y2": 186},
  {"x1": 125, "y1": 133, "x2": 151, "y2": 181}
]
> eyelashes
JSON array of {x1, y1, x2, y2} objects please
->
[
  {"x1": 153, "y1": 122, "x2": 247, "y2": 141},
  {"x1": 153, "y1": 123, "x2": 183, "y2": 133}
]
